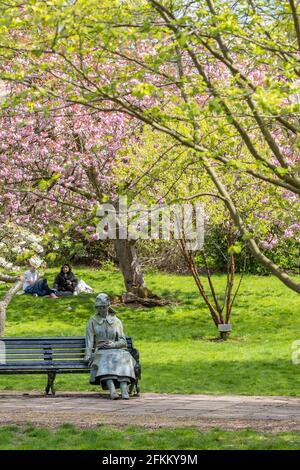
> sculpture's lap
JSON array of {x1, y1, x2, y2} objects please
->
[{"x1": 89, "y1": 348, "x2": 136, "y2": 387}]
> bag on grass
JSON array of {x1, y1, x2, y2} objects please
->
[{"x1": 75, "y1": 279, "x2": 94, "y2": 294}]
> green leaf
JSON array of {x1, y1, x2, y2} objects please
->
[
  {"x1": 45, "y1": 252, "x2": 58, "y2": 262},
  {"x1": 31, "y1": 49, "x2": 43, "y2": 57},
  {"x1": 228, "y1": 243, "x2": 242, "y2": 255}
]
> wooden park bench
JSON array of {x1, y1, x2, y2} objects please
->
[{"x1": 0, "y1": 336, "x2": 141, "y2": 396}]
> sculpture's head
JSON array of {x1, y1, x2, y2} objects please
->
[{"x1": 95, "y1": 292, "x2": 110, "y2": 318}]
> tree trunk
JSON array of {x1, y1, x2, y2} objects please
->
[
  {"x1": 0, "y1": 280, "x2": 23, "y2": 337},
  {"x1": 114, "y1": 239, "x2": 162, "y2": 302},
  {"x1": 114, "y1": 239, "x2": 145, "y2": 292}
]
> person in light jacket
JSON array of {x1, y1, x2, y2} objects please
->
[{"x1": 23, "y1": 265, "x2": 57, "y2": 298}]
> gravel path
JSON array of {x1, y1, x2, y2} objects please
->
[{"x1": 1, "y1": 391, "x2": 300, "y2": 432}]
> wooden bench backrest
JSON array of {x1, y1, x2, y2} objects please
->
[{"x1": 0, "y1": 337, "x2": 133, "y2": 371}]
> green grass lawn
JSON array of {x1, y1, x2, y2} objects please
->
[
  {"x1": 0, "y1": 267, "x2": 300, "y2": 396},
  {"x1": 1, "y1": 424, "x2": 300, "y2": 450}
]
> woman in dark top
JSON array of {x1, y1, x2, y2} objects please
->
[{"x1": 54, "y1": 264, "x2": 78, "y2": 295}]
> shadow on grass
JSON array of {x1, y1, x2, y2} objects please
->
[
  {"x1": 139, "y1": 357, "x2": 300, "y2": 396},
  {"x1": 0, "y1": 358, "x2": 299, "y2": 396}
]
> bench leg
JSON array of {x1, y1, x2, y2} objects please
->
[
  {"x1": 129, "y1": 380, "x2": 140, "y2": 397},
  {"x1": 45, "y1": 372, "x2": 57, "y2": 396}
]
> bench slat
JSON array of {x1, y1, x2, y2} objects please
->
[
  {"x1": 2, "y1": 337, "x2": 87, "y2": 341},
  {"x1": 0, "y1": 369, "x2": 90, "y2": 375},
  {"x1": 4, "y1": 341, "x2": 85, "y2": 349},
  {"x1": 1, "y1": 349, "x2": 51, "y2": 355},
  {"x1": 0, "y1": 349, "x2": 85, "y2": 360},
  {"x1": 1, "y1": 349, "x2": 83, "y2": 355},
  {"x1": 0, "y1": 362, "x2": 88, "y2": 369},
  {"x1": 2, "y1": 356, "x2": 86, "y2": 362},
  {"x1": 4, "y1": 345, "x2": 84, "y2": 348},
  {"x1": 3, "y1": 344, "x2": 86, "y2": 350},
  {"x1": 2, "y1": 340, "x2": 85, "y2": 344}
]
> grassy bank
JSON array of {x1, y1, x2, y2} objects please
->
[{"x1": 0, "y1": 267, "x2": 300, "y2": 396}]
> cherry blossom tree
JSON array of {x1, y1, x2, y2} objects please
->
[
  {"x1": 0, "y1": 0, "x2": 299, "y2": 293},
  {"x1": 0, "y1": 91, "x2": 156, "y2": 295}
]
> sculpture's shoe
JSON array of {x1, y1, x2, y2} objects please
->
[
  {"x1": 121, "y1": 390, "x2": 130, "y2": 400},
  {"x1": 110, "y1": 392, "x2": 120, "y2": 400}
]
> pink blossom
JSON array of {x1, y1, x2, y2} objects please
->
[{"x1": 261, "y1": 235, "x2": 279, "y2": 250}]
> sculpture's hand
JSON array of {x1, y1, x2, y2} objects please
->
[{"x1": 100, "y1": 341, "x2": 114, "y2": 349}]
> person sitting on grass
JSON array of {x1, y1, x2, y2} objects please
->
[
  {"x1": 23, "y1": 264, "x2": 58, "y2": 298},
  {"x1": 54, "y1": 264, "x2": 78, "y2": 296}
]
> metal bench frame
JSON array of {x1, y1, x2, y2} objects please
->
[{"x1": 0, "y1": 336, "x2": 141, "y2": 396}]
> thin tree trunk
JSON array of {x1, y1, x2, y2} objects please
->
[
  {"x1": 0, "y1": 280, "x2": 23, "y2": 337},
  {"x1": 201, "y1": 250, "x2": 223, "y2": 318},
  {"x1": 180, "y1": 241, "x2": 220, "y2": 326},
  {"x1": 225, "y1": 254, "x2": 235, "y2": 324}
]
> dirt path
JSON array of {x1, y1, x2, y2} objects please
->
[{"x1": 1, "y1": 391, "x2": 300, "y2": 432}]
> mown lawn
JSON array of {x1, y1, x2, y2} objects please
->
[
  {"x1": 0, "y1": 424, "x2": 300, "y2": 450},
  {"x1": 0, "y1": 267, "x2": 300, "y2": 396}
]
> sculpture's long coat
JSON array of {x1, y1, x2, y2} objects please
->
[{"x1": 85, "y1": 314, "x2": 136, "y2": 389}]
